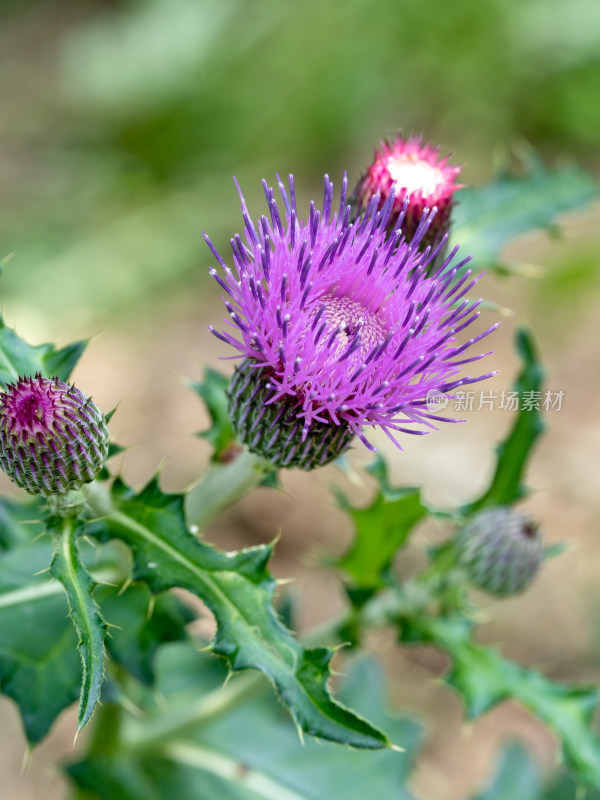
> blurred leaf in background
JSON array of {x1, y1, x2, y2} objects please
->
[
  {"x1": 0, "y1": 0, "x2": 598, "y2": 331},
  {"x1": 66, "y1": 648, "x2": 422, "y2": 800}
]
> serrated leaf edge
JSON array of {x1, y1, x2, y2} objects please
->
[
  {"x1": 94, "y1": 478, "x2": 390, "y2": 750},
  {"x1": 50, "y1": 518, "x2": 107, "y2": 733}
]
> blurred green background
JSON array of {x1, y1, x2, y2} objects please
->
[
  {"x1": 0, "y1": 2, "x2": 599, "y2": 799},
  {"x1": 1, "y1": 0, "x2": 599, "y2": 335}
]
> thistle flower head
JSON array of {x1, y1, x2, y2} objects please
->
[
  {"x1": 0, "y1": 374, "x2": 109, "y2": 496},
  {"x1": 352, "y1": 135, "x2": 462, "y2": 250},
  {"x1": 207, "y1": 173, "x2": 498, "y2": 468},
  {"x1": 457, "y1": 506, "x2": 545, "y2": 596}
]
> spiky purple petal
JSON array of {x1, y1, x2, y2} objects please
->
[{"x1": 208, "y1": 174, "x2": 496, "y2": 456}]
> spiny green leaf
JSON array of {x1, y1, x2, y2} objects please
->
[
  {"x1": 0, "y1": 528, "x2": 190, "y2": 745},
  {"x1": 88, "y1": 477, "x2": 391, "y2": 749},
  {"x1": 452, "y1": 159, "x2": 598, "y2": 270},
  {"x1": 0, "y1": 495, "x2": 45, "y2": 551},
  {"x1": 336, "y1": 456, "x2": 427, "y2": 592},
  {"x1": 189, "y1": 368, "x2": 236, "y2": 462},
  {"x1": 464, "y1": 328, "x2": 545, "y2": 514},
  {"x1": 0, "y1": 537, "x2": 80, "y2": 743},
  {"x1": 42, "y1": 340, "x2": 89, "y2": 382},
  {"x1": 400, "y1": 615, "x2": 600, "y2": 787},
  {"x1": 96, "y1": 582, "x2": 193, "y2": 686},
  {"x1": 66, "y1": 646, "x2": 421, "y2": 800},
  {"x1": 258, "y1": 469, "x2": 282, "y2": 490},
  {"x1": 0, "y1": 314, "x2": 87, "y2": 387},
  {"x1": 50, "y1": 518, "x2": 108, "y2": 733}
]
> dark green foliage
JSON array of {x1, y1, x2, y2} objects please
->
[
  {"x1": 0, "y1": 508, "x2": 191, "y2": 743},
  {"x1": 66, "y1": 648, "x2": 421, "y2": 800},
  {"x1": 189, "y1": 368, "x2": 236, "y2": 462},
  {"x1": 0, "y1": 537, "x2": 80, "y2": 743},
  {"x1": 398, "y1": 615, "x2": 600, "y2": 786},
  {"x1": 87, "y1": 476, "x2": 390, "y2": 749},
  {"x1": 336, "y1": 457, "x2": 427, "y2": 594},
  {"x1": 453, "y1": 159, "x2": 598, "y2": 271},
  {"x1": 49, "y1": 519, "x2": 108, "y2": 733},
  {"x1": 465, "y1": 328, "x2": 545, "y2": 513},
  {"x1": 0, "y1": 315, "x2": 86, "y2": 388},
  {"x1": 98, "y1": 583, "x2": 193, "y2": 686}
]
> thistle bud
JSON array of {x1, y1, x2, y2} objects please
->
[
  {"x1": 0, "y1": 374, "x2": 109, "y2": 496},
  {"x1": 227, "y1": 359, "x2": 355, "y2": 469},
  {"x1": 351, "y1": 135, "x2": 462, "y2": 254},
  {"x1": 456, "y1": 506, "x2": 544, "y2": 597}
]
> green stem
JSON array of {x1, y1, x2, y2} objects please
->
[
  {"x1": 184, "y1": 448, "x2": 271, "y2": 530},
  {"x1": 416, "y1": 541, "x2": 463, "y2": 585},
  {"x1": 123, "y1": 671, "x2": 266, "y2": 750},
  {"x1": 162, "y1": 741, "x2": 310, "y2": 800},
  {"x1": 308, "y1": 552, "x2": 467, "y2": 649},
  {"x1": 85, "y1": 446, "x2": 271, "y2": 537}
]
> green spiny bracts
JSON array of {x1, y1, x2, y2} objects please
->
[
  {"x1": 456, "y1": 506, "x2": 545, "y2": 597},
  {"x1": 227, "y1": 359, "x2": 355, "y2": 469},
  {"x1": 0, "y1": 374, "x2": 109, "y2": 496}
]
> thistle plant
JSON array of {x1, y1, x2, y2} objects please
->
[
  {"x1": 0, "y1": 137, "x2": 598, "y2": 800},
  {"x1": 209, "y1": 172, "x2": 497, "y2": 467}
]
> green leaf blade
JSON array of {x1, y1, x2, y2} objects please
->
[
  {"x1": 66, "y1": 646, "x2": 421, "y2": 800},
  {"x1": 189, "y1": 368, "x2": 236, "y2": 462},
  {"x1": 50, "y1": 518, "x2": 107, "y2": 733},
  {"x1": 465, "y1": 328, "x2": 546, "y2": 514},
  {"x1": 0, "y1": 314, "x2": 87, "y2": 387},
  {"x1": 90, "y1": 477, "x2": 391, "y2": 750},
  {"x1": 97, "y1": 582, "x2": 193, "y2": 686},
  {"x1": 0, "y1": 495, "x2": 46, "y2": 551},
  {"x1": 403, "y1": 615, "x2": 600, "y2": 788},
  {"x1": 337, "y1": 456, "x2": 427, "y2": 591},
  {"x1": 452, "y1": 160, "x2": 599, "y2": 269},
  {"x1": 0, "y1": 537, "x2": 81, "y2": 743}
]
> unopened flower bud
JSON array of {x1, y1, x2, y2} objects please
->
[
  {"x1": 352, "y1": 135, "x2": 462, "y2": 254},
  {"x1": 456, "y1": 506, "x2": 544, "y2": 597},
  {"x1": 0, "y1": 374, "x2": 109, "y2": 496},
  {"x1": 227, "y1": 359, "x2": 354, "y2": 469}
]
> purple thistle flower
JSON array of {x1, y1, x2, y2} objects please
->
[
  {"x1": 206, "y1": 174, "x2": 498, "y2": 468},
  {"x1": 0, "y1": 374, "x2": 109, "y2": 495}
]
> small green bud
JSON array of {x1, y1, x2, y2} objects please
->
[
  {"x1": 456, "y1": 506, "x2": 544, "y2": 597},
  {"x1": 0, "y1": 374, "x2": 109, "y2": 496}
]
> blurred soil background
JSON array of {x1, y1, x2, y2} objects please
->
[{"x1": 0, "y1": 1, "x2": 599, "y2": 798}]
